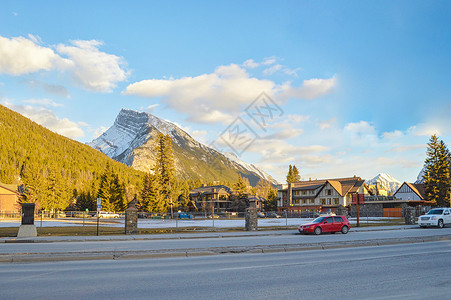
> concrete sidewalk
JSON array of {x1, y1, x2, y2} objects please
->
[{"x1": 1, "y1": 224, "x2": 418, "y2": 244}]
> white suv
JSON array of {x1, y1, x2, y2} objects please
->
[{"x1": 418, "y1": 208, "x2": 451, "y2": 228}]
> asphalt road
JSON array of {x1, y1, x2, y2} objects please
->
[{"x1": 1, "y1": 241, "x2": 450, "y2": 299}]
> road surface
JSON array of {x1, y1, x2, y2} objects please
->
[{"x1": 0, "y1": 241, "x2": 450, "y2": 299}]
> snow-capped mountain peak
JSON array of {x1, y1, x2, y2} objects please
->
[{"x1": 365, "y1": 173, "x2": 402, "y2": 194}]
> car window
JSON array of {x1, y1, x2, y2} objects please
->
[
  {"x1": 445, "y1": 210, "x2": 450, "y2": 215},
  {"x1": 334, "y1": 216, "x2": 343, "y2": 223},
  {"x1": 325, "y1": 217, "x2": 333, "y2": 223},
  {"x1": 312, "y1": 217, "x2": 326, "y2": 223},
  {"x1": 427, "y1": 209, "x2": 444, "y2": 215}
]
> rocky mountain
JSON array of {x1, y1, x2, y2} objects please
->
[
  {"x1": 415, "y1": 167, "x2": 425, "y2": 184},
  {"x1": 88, "y1": 109, "x2": 278, "y2": 186},
  {"x1": 365, "y1": 173, "x2": 402, "y2": 194}
]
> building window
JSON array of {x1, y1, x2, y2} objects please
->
[
  {"x1": 327, "y1": 198, "x2": 331, "y2": 205},
  {"x1": 326, "y1": 189, "x2": 332, "y2": 196},
  {"x1": 321, "y1": 199, "x2": 326, "y2": 205},
  {"x1": 311, "y1": 190, "x2": 315, "y2": 195},
  {"x1": 334, "y1": 198, "x2": 339, "y2": 205},
  {"x1": 310, "y1": 199, "x2": 315, "y2": 204}
]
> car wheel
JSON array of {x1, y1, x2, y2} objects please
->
[
  {"x1": 438, "y1": 219, "x2": 444, "y2": 228},
  {"x1": 341, "y1": 226, "x2": 349, "y2": 234},
  {"x1": 314, "y1": 227, "x2": 322, "y2": 235}
]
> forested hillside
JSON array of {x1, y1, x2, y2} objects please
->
[{"x1": 0, "y1": 105, "x2": 145, "y2": 211}]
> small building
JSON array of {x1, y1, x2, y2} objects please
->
[
  {"x1": 393, "y1": 182, "x2": 425, "y2": 202},
  {"x1": 350, "y1": 183, "x2": 427, "y2": 217},
  {"x1": 0, "y1": 183, "x2": 21, "y2": 212},
  {"x1": 190, "y1": 185, "x2": 233, "y2": 212},
  {"x1": 277, "y1": 176, "x2": 368, "y2": 213}
]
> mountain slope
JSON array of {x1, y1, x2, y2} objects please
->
[
  {"x1": 365, "y1": 173, "x2": 402, "y2": 194},
  {"x1": 0, "y1": 104, "x2": 144, "y2": 202},
  {"x1": 88, "y1": 109, "x2": 278, "y2": 186}
]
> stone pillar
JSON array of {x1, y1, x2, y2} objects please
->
[
  {"x1": 17, "y1": 203, "x2": 37, "y2": 237},
  {"x1": 336, "y1": 205, "x2": 348, "y2": 217},
  {"x1": 125, "y1": 196, "x2": 138, "y2": 235},
  {"x1": 404, "y1": 207, "x2": 416, "y2": 225},
  {"x1": 245, "y1": 208, "x2": 258, "y2": 231}
]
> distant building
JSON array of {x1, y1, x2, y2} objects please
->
[
  {"x1": 277, "y1": 177, "x2": 368, "y2": 213},
  {"x1": 190, "y1": 185, "x2": 233, "y2": 212},
  {"x1": 0, "y1": 183, "x2": 21, "y2": 212}
]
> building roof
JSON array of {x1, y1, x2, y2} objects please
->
[
  {"x1": 0, "y1": 183, "x2": 20, "y2": 195},
  {"x1": 282, "y1": 176, "x2": 364, "y2": 198},
  {"x1": 190, "y1": 185, "x2": 232, "y2": 196}
]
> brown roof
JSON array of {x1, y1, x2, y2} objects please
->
[
  {"x1": 284, "y1": 176, "x2": 363, "y2": 197},
  {"x1": 405, "y1": 183, "x2": 425, "y2": 200},
  {"x1": 327, "y1": 180, "x2": 343, "y2": 196},
  {"x1": 0, "y1": 183, "x2": 20, "y2": 195}
]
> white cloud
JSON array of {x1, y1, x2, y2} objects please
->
[
  {"x1": 57, "y1": 40, "x2": 129, "y2": 92},
  {"x1": 287, "y1": 114, "x2": 310, "y2": 123},
  {"x1": 93, "y1": 126, "x2": 108, "y2": 138},
  {"x1": 24, "y1": 98, "x2": 63, "y2": 107},
  {"x1": 262, "y1": 57, "x2": 277, "y2": 65},
  {"x1": 0, "y1": 34, "x2": 128, "y2": 93},
  {"x1": 282, "y1": 76, "x2": 336, "y2": 100},
  {"x1": 344, "y1": 120, "x2": 376, "y2": 135},
  {"x1": 124, "y1": 63, "x2": 336, "y2": 124},
  {"x1": 263, "y1": 64, "x2": 283, "y2": 75},
  {"x1": 145, "y1": 104, "x2": 159, "y2": 113},
  {"x1": 0, "y1": 35, "x2": 67, "y2": 75},
  {"x1": 242, "y1": 59, "x2": 259, "y2": 69},
  {"x1": 3, "y1": 102, "x2": 85, "y2": 139},
  {"x1": 319, "y1": 117, "x2": 336, "y2": 129},
  {"x1": 26, "y1": 80, "x2": 70, "y2": 98}
]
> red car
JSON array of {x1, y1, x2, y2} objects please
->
[{"x1": 299, "y1": 215, "x2": 350, "y2": 235}]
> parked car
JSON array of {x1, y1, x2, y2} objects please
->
[
  {"x1": 257, "y1": 212, "x2": 266, "y2": 218},
  {"x1": 299, "y1": 215, "x2": 350, "y2": 235},
  {"x1": 178, "y1": 212, "x2": 193, "y2": 219},
  {"x1": 266, "y1": 212, "x2": 281, "y2": 218},
  {"x1": 418, "y1": 208, "x2": 451, "y2": 228},
  {"x1": 98, "y1": 211, "x2": 120, "y2": 218},
  {"x1": 208, "y1": 214, "x2": 220, "y2": 219}
]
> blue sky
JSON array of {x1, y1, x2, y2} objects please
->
[{"x1": 1, "y1": 1, "x2": 450, "y2": 183}]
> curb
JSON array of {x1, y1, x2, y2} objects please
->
[{"x1": 1, "y1": 234, "x2": 450, "y2": 263}]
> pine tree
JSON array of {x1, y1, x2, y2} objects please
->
[
  {"x1": 97, "y1": 163, "x2": 127, "y2": 212},
  {"x1": 292, "y1": 165, "x2": 301, "y2": 182},
  {"x1": 153, "y1": 133, "x2": 177, "y2": 213},
  {"x1": 265, "y1": 187, "x2": 278, "y2": 211},
  {"x1": 178, "y1": 180, "x2": 191, "y2": 211},
  {"x1": 231, "y1": 175, "x2": 249, "y2": 211},
  {"x1": 423, "y1": 135, "x2": 451, "y2": 206},
  {"x1": 286, "y1": 164, "x2": 300, "y2": 184}
]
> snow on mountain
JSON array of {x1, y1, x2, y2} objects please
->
[
  {"x1": 415, "y1": 167, "x2": 425, "y2": 184},
  {"x1": 365, "y1": 173, "x2": 402, "y2": 194},
  {"x1": 88, "y1": 108, "x2": 278, "y2": 186}
]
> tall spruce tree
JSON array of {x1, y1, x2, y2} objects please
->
[
  {"x1": 97, "y1": 163, "x2": 127, "y2": 212},
  {"x1": 423, "y1": 135, "x2": 451, "y2": 207},
  {"x1": 152, "y1": 133, "x2": 177, "y2": 213}
]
